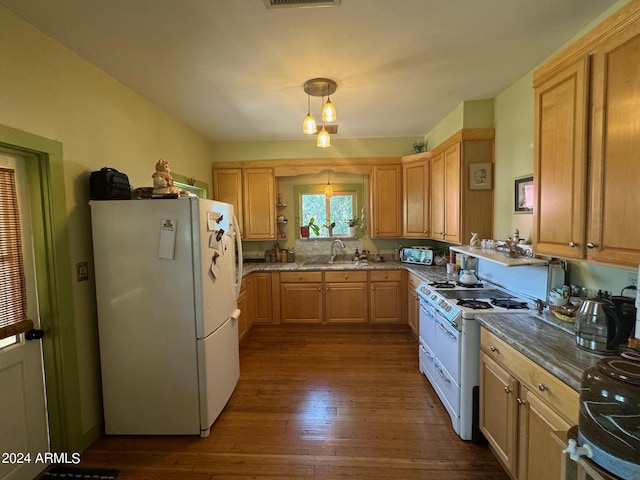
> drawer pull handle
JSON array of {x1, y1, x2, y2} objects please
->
[
  {"x1": 504, "y1": 386, "x2": 511, "y2": 394},
  {"x1": 538, "y1": 383, "x2": 548, "y2": 392},
  {"x1": 587, "y1": 242, "x2": 596, "y2": 249},
  {"x1": 435, "y1": 363, "x2": 451, "y2": 384},
  {"x1": 569, "y1": 241, "x2": 577, "y2": 247},
  {"x1": 490, "y1": 346, "x2": 498, "y2": 352}
]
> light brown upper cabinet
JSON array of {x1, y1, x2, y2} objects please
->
[
  {"x1": 533, "y1": 57, "x2": 590, "y2": 259},
  {"x1": 213, "y1": 166, "x2": 276, "y2": 240},
  {"x1": 587, "y1": 20, "x2": 640, "y2": 266},
  {"x1": 402, "y1": 152, "x2": 430, "y2": 237},
  {"x1": 213, "y1": 168, "x2": 244, "y2": 237},
  {"x1": 370, "y1": 164, "x2": 403, "y2": 238},
  {"x1": 242, "y1": 168, "x2": 276, "y2": 240},
  {"x1": 533, "y1": 3, "x2": 640, "y2": 267},
  {"x1": 430, "y1": 130, "x2": 493, "y2": 245}
]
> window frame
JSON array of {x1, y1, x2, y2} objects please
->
[{"x1": 294, "y1": 183, "x2": 363, "y2": 239}]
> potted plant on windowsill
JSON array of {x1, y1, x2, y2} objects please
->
[
  {"x1": 347, "y1": 217, "x2": 360, "y2": 237},
  {"x1": 300, "y1": 217, "x2": 320, "y2": 238}
]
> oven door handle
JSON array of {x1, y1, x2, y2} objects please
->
[
  {"x1": 436, "y1": 320, "x2": 457, "y2": 340},
  {"x1": 435, "y1": 362, "x2": 451, "y2": 384}
]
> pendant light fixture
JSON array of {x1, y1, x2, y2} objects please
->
[
  {"x1": 303, "y1": 78, "x2": 337, "y2": 147},
  {"x1": 302, "y1": 92, "x2": 317, "y2": 134},
  {"x1": 324, "y1": 171, "x2": 333, "y2": 199}
]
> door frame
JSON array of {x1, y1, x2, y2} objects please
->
[{"x1": 0, "y1": 124, "x2": 85, "y2": 452}]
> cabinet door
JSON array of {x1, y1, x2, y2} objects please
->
[
  {"x1": 430, "y1": 152, "x2": 445, "y2": 240},
  {"x1": 370, "y1": 271, "x2": 403, "y2": 324},
  {"x1": 243, "y1": 168, "x2": 276, "y2": 240},
  {"x1": 443, "y1": 143, "x2": 461, "y2": 243},
  {"x1": 407, "y1": 274, "x2": 420, "y2": 337},
  {"x1": 237, "y1": 280, "x2": 250, "y2": 342},
  {"x1": 587, "y1": 21, "x2": 640, "y2": 266},
  {"x1": 252, "y1": 272, "x2": 273, "y2": 324},
  {"x1": 403, "y1": 158, "x2": 429, "y2": 237},
  {"x1": 213, "y1": 168, "x2": 243, "y2": 237},
  {"x1": 325, "y1": 282, "x2": 368, "y2": 323},
  {"x1": 370, "y1": 164, "x2": 403, "y2": 238},
  {"x1": 517, "y1": 386, "x2": 572, "y2": 480},
  {"x1": 533, "y1": 57, "x2": 590, "y2": 258},
  {"x1": 280, "y1": 283, "x2": 323, "y2": 323},
  {"x1": 480, "y1": 352, "x2": 518, "y2": 477}
]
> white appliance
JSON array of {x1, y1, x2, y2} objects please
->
[
  {"x1": 90, "y1": 198, "x2": 243, "y2": 437},
  {"x1": 417, "y1": 259, "x2": 557, "y2": 441}
]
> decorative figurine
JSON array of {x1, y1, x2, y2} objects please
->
[
  {"x1": 470, "y1": 232, "x2": 479, "y2": 248},
  {"x1": 152, "y1": 159, "x2": 180, "y2": 195}
]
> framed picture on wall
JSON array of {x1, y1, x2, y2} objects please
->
[
  {"x1": 469, "y1": 162, "x2": 492, "y2": 190},
  {"x1": 514, "y1": 175, "x2": 534, "y2": 213}
]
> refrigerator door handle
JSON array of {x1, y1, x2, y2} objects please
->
[{"x1": 232, "y1": 213, "x2": 243, "y2": 300}]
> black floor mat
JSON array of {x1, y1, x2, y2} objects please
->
[{"x1": 39, "y1": 466, "x2": 118, "y2": 479}]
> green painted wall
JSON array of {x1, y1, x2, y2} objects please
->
[{"x1": 211, "y1": 136, "x2": 423, "y2": 161}]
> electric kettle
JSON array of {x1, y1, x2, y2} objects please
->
[{"x1": 575, "y1": 296, "x2": 635, "y2": 354}]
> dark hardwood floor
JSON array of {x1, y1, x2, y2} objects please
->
[{"x1": 76, "y1": 324, "x2": 508, "y2": 479}]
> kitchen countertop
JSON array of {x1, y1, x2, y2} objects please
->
[
  {"x1": 242, "y1": 259, "x2": 602, "y2": 391},
  {"x1": 475, "y1": 312, "x2": 603, "y2": 391},
  {"x1": 242, "y1": 259, "x2": 451, "y2": 280}
]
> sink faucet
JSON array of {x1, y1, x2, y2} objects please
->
[{"x1": 330, "y1": 238, "x2": 345, "y2": 263}]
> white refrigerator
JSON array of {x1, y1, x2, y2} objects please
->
[{"x1": 90, "y1": 198, "x2": 242, "y2": 437}]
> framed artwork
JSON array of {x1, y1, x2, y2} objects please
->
[
  {"x1": 469, "y1": 162, "x2": 492, "y2": 190},
  {"x1": 514, "y1": 175, "x2": 534, "y2": 213}
]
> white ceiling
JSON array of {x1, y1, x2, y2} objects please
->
[{"x1": 0, "y1": 0, "x2": 619, "y2": 142}]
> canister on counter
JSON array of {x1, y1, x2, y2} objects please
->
[{"x1": 280, "y1": 250, "x2": 288, "y2": 263}]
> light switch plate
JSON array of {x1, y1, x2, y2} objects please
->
[{"x1": 76, "y1": 262, "x2": 89, "y2": 282}]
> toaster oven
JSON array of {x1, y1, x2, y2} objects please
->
[{"x1": 400, "y1": 247, "x2": 433, "y2": 265}]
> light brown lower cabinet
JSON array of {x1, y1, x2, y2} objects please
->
[
  {"x1": 237, "y1": 277, "x2": 250, "y2": 341},
  {"x1": 407, "y1": 273, "x2": 420, "y2": 337},
  {"x1": 369, "y1": 270, "x2": 403, "y2": 323},
  {"x1": 271, "y1": 270, "x2": 406, "y2": 325},
  {"x1": 279, "y1": 271, "x2": 323, "y2": 323},
  {"x1": 324, "y1": 271, "x2": 368, "y2": 323},
  {"x1": 480, "y1": 329, "x2": 578, "y2": 480},
  {"x1": 251, "y1": 272, "x2": 273, "y2": 324}
]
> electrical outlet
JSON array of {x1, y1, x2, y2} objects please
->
[
  {"x1": 627, "y1": 271, "x2": 637, "y2": 287},
  {"x1": 76, "y1": 262, "x2": 89, "y2": 282}
]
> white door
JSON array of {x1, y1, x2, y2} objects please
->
[{"x1": 0, "y1": 152, "x2": 49, "y2": 479}]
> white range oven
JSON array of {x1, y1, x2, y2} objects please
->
[{"x1": 416, "y1": 258, "x2": 561, "y2": 441}]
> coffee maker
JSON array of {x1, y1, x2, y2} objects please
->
[{"x1": 575, "y1": 290, "x2": 636, "y2": 354}]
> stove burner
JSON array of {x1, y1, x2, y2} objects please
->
[
  {"x1": 491, "y1": 298, "x2": 529, "y2": 309},
  {"x1": 457, "y1": 299, "x2": 493, "y2": 309},
  {"x1": 429, "y1": 281, "x2": 456, "y2": 289},
  {"x1": 456, "y1": 281, "x2": 484, "y2": 288}
]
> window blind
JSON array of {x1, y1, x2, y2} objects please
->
[{"x1": 0, "y1": 167, "x2": 33, "y2": 339}]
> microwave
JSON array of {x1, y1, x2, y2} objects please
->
[{"x1": 400, "y1": 247, "x2": 433, "y2": 265}]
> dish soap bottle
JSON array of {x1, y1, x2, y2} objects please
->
[{"x1": 354, "y1": 248, "x2": 360, "y2": 261}]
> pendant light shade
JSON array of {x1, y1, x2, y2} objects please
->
[
  {"x1": 303, "y1": 78, "x2": 337, "y2": 147},
  {"x1": 303, "y1": 113, "x2": 317, "y2": 134},
  {"x1": 322, "y1": 97, "x2": 336, "y2": 122},
  {"x1": 324, "y1": 171, "x2": 333, "y2": 199},
  {"x1": 302, "y1": 93, "x2": 317, "y2": 134},
  {"x1": 317, "y1": 126, "x2": 331, "y2": 148}
]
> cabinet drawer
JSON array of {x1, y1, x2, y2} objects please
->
[
  {"x1": 279, "y1": 271, "x2": 322, "y2": 283},
  {"x1": 481, "y1": 329, "x2": 579, "y2": 424},
  {"x1": 370, "y1": 270, "x2": 402, "y2": 282},
  {"x1": 324, "y1": 271, "x2": 368, "y2": 282},
  {"x1": 408, "y1": 273, "x2": 421, "y2": 289}
]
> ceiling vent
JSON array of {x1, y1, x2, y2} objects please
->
[{"x1": 264, "y1": 0, "x2": 341, "y2": 9}]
